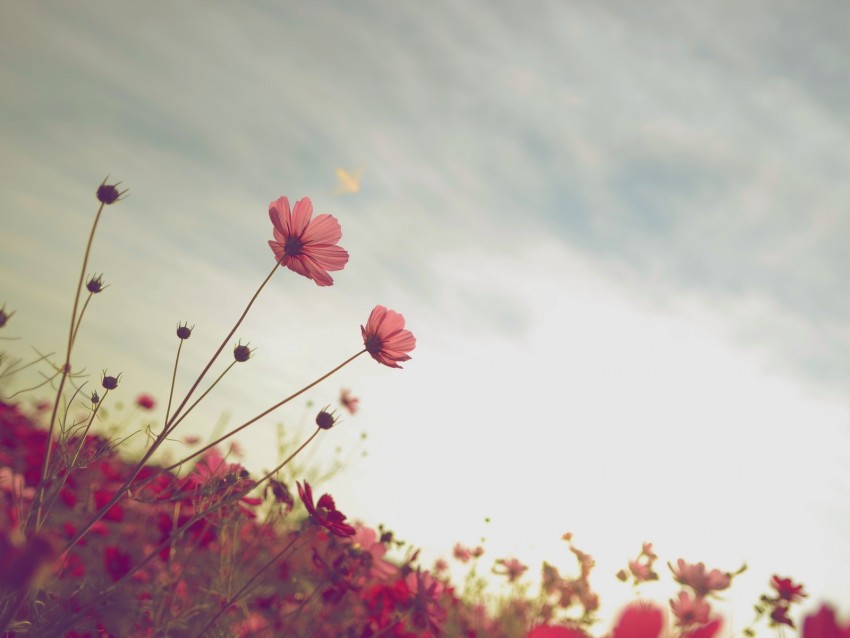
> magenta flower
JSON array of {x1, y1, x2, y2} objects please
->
[
  {"x1": 135, "y1": 393, "x2": 155, "y2": 410},
  {"x1": 361, "y1": 305, "x2": 416, "y2": 368},
  {"x1": 297, "y1": 480, "x2": 355, "y2": 537},
  {"x1": 268, "y1": 196, "x2": 349, "y2": 286}
]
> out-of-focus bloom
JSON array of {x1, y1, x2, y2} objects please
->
[
  {"x1": 670, "y1": 559, "x2": 732, "y2": 597},
  {"x1": 452, "y1": 543, "x2": 483, "y2": 563},
  {"x1": 611, "y1": 603, "x2": 663, "y2": 638},
  {"x1": 136, "y1": 394, "x2": 155, "y2": 410},
  {"x1": 268, "y1": 196, "x2": 349, "y2": 287},
  {"x1": 771, "y1": 604, "x2": 795, "y2": 627},
  {"x1": 802, "y1": 605, "x2": 850, "y2": 638},
  {"x1": 771, "y1": 575, "x2": 807, "y2": 603},
  {"x1": 104, "y1": 546, "x2": 132, "y2": 582},
  {"x1": 340, "y1": 388, "x2": 359, "y2": 415},
  {"x1": 670, "y1": 590, "x2": 711, "y2": 627},
  {"x1": 0, "y1": 533, "x2": 55, "y2": 590},
  {"x1": 350, "y1": 526, "x2": 398, "y2": 582},
  {"x1": 494, "y1": 557, "x2": 528, "y2": 582},
  {"x1": 96, "y1": 177, "x2": 128, "y2": 205},
  {"x1": 297, "y1": 480, "x2": 355, "y2": 537},
  {"x1": 629, "y1": 559, "x2": 658, "y2": 583},
  {"x1": 361, "y1": 305, "x2": 416, "y2": 368}
]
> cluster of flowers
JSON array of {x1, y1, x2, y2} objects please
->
[{"x1": 0, "y1": 180, "x2": 848, "y2": 637}]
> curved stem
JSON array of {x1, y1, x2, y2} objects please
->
[
  {"x1": 69, "y1": 292, "x2": 93, "y2": 347},
  {"x1": 37, "y1": 202, "x2": 105, "y2": 525},
  {"x1": 165, "y1": 260, "x2": 280, "y2": 428}
]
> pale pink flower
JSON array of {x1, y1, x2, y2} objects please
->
[
  {"x1": 361, "y1": 305, "x2": 416, "y2": 368},
  {"x1": 340, "y1": 388, "x2": 360, "y2": 415},
  {"x1": 670, "y1": 559, "x2": 732, "y2": 597},
  {"x1": 494, "y1": 557, "x2": 528, "y2": 582},
  {"x1": 268, "y1": 196, "x2": 349, "y2": 286},
  {"x1": 350, "y1": 526, "x2": 398, "y2": 581},
  {"x1": 670, "y1": 590, "x2": 712, "y2": 626}
]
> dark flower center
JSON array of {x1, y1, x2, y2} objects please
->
[
  {"x1": 284, "y1": 236, "x2": 304, "y2": 256},
  {"x1": 364, "y1": 335, "x2": 382, "y2": 355}
]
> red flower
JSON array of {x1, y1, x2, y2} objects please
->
[
  {"x1": 772, "y1": 575, "x2": 807, "y2": 603},
  {"x1": 268, "y1": 196, "x2": 348, "y2": 286},
  {"x1": 339, "y1": 388, "x2": 359, "y2": 415},
  {"x1": 104, "y1": 546, "x2": 132, "y2": 582},
  {"x1": 803, "y1": 605, "x2": 850, "y2": 638},
  {"x1": 771, "y1": 604, "x2": 795, "y2": 627},
  {"x1": 361, "y1": 305, "x2": 416, "y2": 368},
  {"x1": 297, "y1": 480, "x2": 355, "y2": 537},
  {"x1": 135, "y1": 393, "x2": 155, "y2": 410}
]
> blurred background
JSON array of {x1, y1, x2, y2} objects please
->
[{"x1": 1, "y1": 1, "x2": 848, "y2": 628}]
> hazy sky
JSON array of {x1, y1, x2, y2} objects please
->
[{"x1": 1, "y1": 1, "x2": 849, "y2": 628}]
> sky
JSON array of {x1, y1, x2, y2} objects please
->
[{"x1": 1, "y1": 0, "x2": 849, "y2": 630}]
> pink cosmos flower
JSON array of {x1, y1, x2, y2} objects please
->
[
  {"x1": 670, "y1": 559, "x2": 732, "y2": 597},
  {"x1": 494, "y1": 557, "x2": 528, "y2": 582},
  {"x1": 340, "y1": 388, "x2": 360, "y2": 415},
  {"x1": 361, "y1": 305, "x2": 416, "y2": 368},
  {"x1": 771, "y1": 575, "x2": 807, "y2": 603},
  {"x1": 670, "y1": 590, "x2": 711, "y2": 626},
  {"x1": 268, "y1": 196, "x2": 348, "y2": 286},
  {"x1": 135, "y1": 393, "x2": 155, "y2": 410}
]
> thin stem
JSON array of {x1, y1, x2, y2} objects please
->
[
  {"x1": 163, "y1": 362, "x2": 237, "y2": 438},
  {"x1": 159, "y1": 351, "x2": 364, "y2": 478},
  {"x1": 193, "y1": 532, "x2": 307, "y2": 637},
  {"x1": 69, "y1": 292, "x2": 93, "y2": 346},
  {"x1": 163, "y1": 339, "x2": 184, "y2": 425},
  {"x1": 37, "y1": 201, "x2": 106, "y2": 521},
  {"x1": 165, "y1": 260, "x2": 280, "y2": 428},
  {"x1": 39, "y1": 390, "x2": 109, "y2": 523},
  {"x1": 98, "y1": 427, "x2": 321, "y2": 593}
]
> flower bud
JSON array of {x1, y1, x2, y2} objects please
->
[
  {"x1": 91, "y1": 391, "x2": 100, "y2": 405},
  {"x1": 96, "y1": 177, "x2": 128, "y2": 205},
  {"x1": 176, "y1": 322, "x2": 193, "y2": 340},
  {"x1": 101, "y1": 372, "x2": 121, "y2": 390},
  {"x1": 86, "y1": 274, "x2": 107, "y2": 294},
  {"x1": 233, "y1": 341, "x2": 253, "y2": 363},
  {"x1": 315, "y1": 407, "x2": 339, "y2": 430}
]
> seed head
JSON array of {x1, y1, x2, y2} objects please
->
[
  {"x1": 96, "y1": 177, "x2": 128, "y2": 205},
  {"x1": 86, "y1": 274, "x2": 107, "y2": 294},
  {"x1": 101, "y1": 371, "x2": 121, "y2": 390},
  {"x1": 233, "y1": 341, "x2": 253, "y2": 363},
  {"x1": 176, "y1": 322, "x2": 193, "y2": 340},
  {"x1": 315, "y1": 407, "x2": 340, "y2": 430}
]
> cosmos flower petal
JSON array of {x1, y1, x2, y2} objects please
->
[
  {"x1": 290, "y1": 197, "x2": 314, "y2": 237},
  {"x1": 268, "y1": 196, "x2": 291, "y2": 237},
  {"x1": 302, "y1": 213, "x2": 343, "y2": 245}
]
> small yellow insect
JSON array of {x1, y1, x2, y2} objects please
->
[{"x1": 334, "y1": 167, "x2": 364, "y2": 194}]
